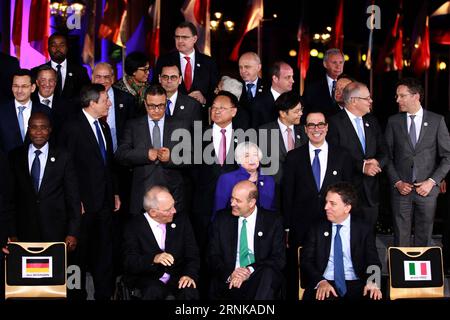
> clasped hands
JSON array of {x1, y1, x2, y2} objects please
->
[
  {"x1": 363, "y1": 159, "x2": 382, "y2": 176},
  {"x1": 148, "y1": 147, "x2": 170, "y2": 162},
  {"x1": 228, "y1": 267, "x2": 251, "y2": 289},
  {"x1": 395, "y1": 179, "x2": 435, "y2": 197}
]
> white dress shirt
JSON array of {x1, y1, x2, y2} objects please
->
[
  {"x1": 326, "y1": 74, "x2": 336, "y2": 97},
  {"x1": 82, "y1": 109, "x2": 107, "y2": 150},
  {"x1": 179, "y1": 50, "x2": 195, "y2": 84},
  {"x1": 235, "y1": 207, "x2": 258, "y2": 269},
  {"x1": 148, "y1": 116, "x2": 165, "y2": 147},
  {"x1": 245, "y1": 78, "x2": 258, "y2": 97},
  {"x1": 51, "y1": 59, "x2": 68, "y2": 89},
  {"x1": 15, "y1": 99, "x2": 32, "y2": 136},
  {"x1": 407, "y1": 106, "x2": 423, "y2": 141},
  {"x1": 28, "y1": 142, "x2": 49, "y2": 190},
  {"x1": 270, "y1": 87, "x2": 281, "y2": 101},
  {"x1": 38, "y1": 93, "x2": 53, "y2": 108},
  {"x1": 309, "y1": 141, "x2": 328, "y2": 189},
  {"x1": 167, "y1": 90, "x2": 178, "y2": 116},
  {"x1": 212, "y1": 122, "x2": 233, "y2": 160},
  {"x1": 344, "y1": 108, "x2": 366, "y2": 141}
]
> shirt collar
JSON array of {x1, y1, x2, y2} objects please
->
[
  {"x1": 308, "y1": 140, "x2": 328, "y2": 151},
  {"x1": 407, "y1": 106, "x2": 423, "y2": 118},
  {"x1": 344, "y1": 108, "x2": 361, "y2": 121},
  {"x1": 180, "y1": 50, "x2": 195, "y2": 61},
  {"x1": 270, "y1": 87, "x2": 281, "y2": 101},
  {"x1": 333, "y1": 214, "x2": 351, "y2": 228},
  {"x1": 30, "y1": 142, "x2": 49, "y2": 154},
  {"x1": 38, "y1": 93, "x2": 53, "y2": 103},
  {"x1": 51, "y1": 59, "x2": 67, "y2": 69},
  {"x1": 213, "y1": 121, "x2": 233, "y2": 132},
  {"x1": 169, "y1": 91, "x2": 178, "y2": 105},
  {"x1": 240, "y1": 206, "x2": 258, "y2": 224},
  {"x1": 277, "y1": 118, "x2": 294, "y2": 133},
  {"x1": 144, "y1": 213, "x2": 162, "y2": 228},
  {"x1": 245, "y1": 78, "x2": 258, "y2": 86},
  {"x1": 15, "y1": 99, "x2": 32, "y2": 109},
  {"x1": 82, "y1": 108, "x2": 98, "y2": 125}
]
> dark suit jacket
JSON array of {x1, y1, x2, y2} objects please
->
[
  {"x1": 385, "y1": 110, "x2": 450, "y2": 185},
  {"x1": 302, "y1": 75, "x2": 341, "y2": 121},
  {"x1": 328, "y1": 110, "x2": 388, "y2": 207},
  {"x1": 0, "y1": 52, "x2": 20, "y2": 103},
  {"x1": 154, "y1": 50, "x2": 218, "y2": 103},
  {"x1": 170, "y1": 92, "x2": 202, "y2": 126},
  {"x1": 208, "y1": 208, "x2": 286, "y2": 283},
  {"x1": 0, "y1": 100, "x2": 51, "y2": 153},
  {"x1": 282, "y1": 142, "x2": 354, "y2": 246},
  {"x1": 115, "y1": 116, "x2": 188, "y2": 215},
  {"x1": 123, "y1": 212, "x2": 200, "y2": 288},
  {"x1": 32, "y1": 61, "x2": 90, "y2": 101},
  {"x1": 239, "y1": 77, "x2": 266, "y2": 110},
  {"x1": 58, "y1": 111, "x2": 117, "y2": 213},
  {"x1": 301, "y1": 216, "x2": 381, "y2": 289},
  {"x1": 249, "y1": 90, "x2": 278, "y2": 129},
  {"x1": 8, "y1": 144, "x2": 81, "y2": 242},
  {"x1": 111, "y1": 87, "x2": 138, "y2": 142}
]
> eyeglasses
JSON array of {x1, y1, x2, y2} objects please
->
[
  {"x1": 352, "y1": 96, "x2": 372, "y2": 102},
  {"x1": 211, "y1": 106, "x2": 236, "y2": 112},
  {"x1": 137, "y1": 67, "x2": 150, "y2": 73},
  {"x1": 146, "y1": 103, "x2": 166, "y2": 110},
  {"x1": 160, "y1": 75, "x2": 180, "y2": 81},
  {"x1": 28, "y1": 125, "x2": 51, "y2": 131},
  {"x1": 174, "y1": 35, "x2": 192, "y2": 40},
  {"x1": 305, "y1": 122, "x2": 327, "y2": 129},
  {"x1": 94, "y1": 75, "x2": 113, "y2": 81},
  {"x1": 395, "y1": 93, "x2": 414, "y2": 99},
  {"x1": 12, "y1": 84, "x2": 32, "y2": 90}
]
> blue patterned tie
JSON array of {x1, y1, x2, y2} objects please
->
[
  {"x1": 246, "y1": 83, "x2": 255, "y2": 100},
  {"x1": 354, "y1": 117, "x2": 366, "y2": 153},
  {"x1": 334, "y1": 224, "x2": 347, "y2": 296},
  {"x1": 165, "y1": 100, "x2": 172, "y2": 117},
  {"x1": 312, "y1": 149, "x2": 321, "y2": 191},
  {"x1": 94, "y1": 120, "x2": 107, "y2": 164},
  {"x1": 17, "y1": 106, "x2": 26, "y2": 141},
  {"x1": 31, "y1": 150, "x2": 42, "y2": 192}
]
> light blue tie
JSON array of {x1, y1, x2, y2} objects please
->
[
  {"x1": 354, "y1": 117, "x2": 366, "y2": 153},
  {"x1": 312, "y1": 149, "x2": 321, "y2": 191},
  {"x1": 17, "y1": 106, "x2": 26, "y2": 141},
  {"x1": 334, "y1": 224, "x2": 346, "y2": 296}
]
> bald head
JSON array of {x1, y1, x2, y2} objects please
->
[
  {"x1": 92, "y1": 63, "x2": 114, "y2": 91},
  {"x1": 230, "y1": 181, "x2": 258, "y2": 217},
  {"x1": 239, "y1": 52, "x2": 261, "y2": 83}
]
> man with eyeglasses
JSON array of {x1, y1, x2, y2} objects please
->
[
  {"x1": 328, "y1": 82, "x2": 388, "y2": 230},
  {"x1": 154, "y1": 22, "x2": 218, "y2": 112},
  {"x1": 282, "y1": 110, "x2": 353, "y2": 299},
  {"x1": 0, "y1": 69, "x2": 51, "y2": 154},
  {"x1": 116, "y1": 84, "x2": 188, "y2": 217},
  {"x1": 123, "y1": 185, "x2": 200, "y2": 300},
  {"x1": 385, "y1": 78, "x2": 450, "y2": 247},
  {"x1": 158, "y1": 64, "x2": 202, "y2": 126}
]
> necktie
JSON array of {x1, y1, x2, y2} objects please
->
[
  {"x1": 94, "y1": 120, "x2": 107, "y2": 164},
  {"x1": 409, "y1": 115, "x2": 417, "y2": 182},
  {"x1": 55, "y1": 64, "x2": 62, "y2": 97},
  {"x1": 334, "y1": 224, "x2": 347, "y2": 296},
  {"x1": 354, "y1": 117, "x2": 366, "y2": 153},
  {"x1": 218, "y1": 128, "x2": 226, "y2": 165},
  {"x1": 332, "y1": 80, "x2": 337, "y2": 99},
  {"x1": 157, "y1": 223, "x2": 170, "y2": 283},
  {"x1": 17, "y1": 106, "x2": 26, "y2": 141},
  {"x1": 184, "y1": 56, "x2": 192, "y2": 92},
  {"x1": 152, "y1": 120, "x2": 161, "y2": 149},
  {"x1": 312, "y1": 149, "x2": 321, "y2": 191},
  {"x1": 166, "y1": 100, "x2": 172, "y2": 117},
  {"x1": 286, "y1": 127, "x2": 294, "y2": 151},
  {"x1": 239, "y1": 219, "x2": 255, "y2": 267},
  {"x1": 31, "y1": 150, "x2": 42, "y2": 192},
  {"x1": 246, "y1": 83, "x2": 255, "y2": 100},
  {"x1": 42, "y1": 99, "x2": 50, "y2": 106}
]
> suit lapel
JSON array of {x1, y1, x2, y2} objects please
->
[
  {"x1": 322, "y1": 222, "x2": 332, "y2": 266},
  {"x1": 401, "y1": 113, "x2": 415, "y2": 150},
  {"x1": 303, "y1": 146, "x2": 319, "y2": 191},
  {"x1": 294, "y1": 125, "x2": 304, "y2": 148},
  {"x1": 230, "y1": 216, "x2": 239, "y2": 261},
  {"x1": 416, "y1": 110, "x2": 428, "y2": 147},
  {"x1": 343, "y1": 113, "x2": 365, "y2": 154},
  {"x1": 19, "y1": 147, "x2": 34, "y2": 192},
  {"x1": 38, "y1": 146, "x2": 56, "y2": 194},
  {"x1": 80, "y1": 113, "x2": 104, "y2": 162},
  {"x1": 254, "y1": 211, "x2": 263, "y2": 261},
  {"x1": 276, "y1": 123, "x2": 287, "y2": 157}
]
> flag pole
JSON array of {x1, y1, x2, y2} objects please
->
[{"x1": 425, "y1": 69, "x2": 429, "y2": 109}]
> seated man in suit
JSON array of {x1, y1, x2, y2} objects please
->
[
  {"x1": 208, "y1": 180, "x2": 285, "y2": 300},
  {"x1": 123, "y1": 185, "x2": 200, "y2": 300},
  {"x1": 301, "y1": 182, "x2": 382, "y2": 300}
]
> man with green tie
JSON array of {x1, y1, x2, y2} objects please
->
[{"x1": 208, "y1": 180, "x2": 285, "y2": 300}]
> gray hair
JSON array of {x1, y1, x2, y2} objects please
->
[
  {"x1": 143, "y1": 185, "x2": 170, "y2": 211},
  {"x1": 343, "y1": 81, "x2": 366, "y2": 104},
  {"x1": 93, "y1": 62, "x2": 115, "y2": 76},
  {"x1": 220, "y1": 76, "x2": 243, "y2": 100},
  {"x1": 324, "y1": 48, "x2": 344, "y2": 62},
  {"x1": 234, "y1": 141, "x2": 263, "y2": 164}
]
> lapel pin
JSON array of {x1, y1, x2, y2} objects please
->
[
  {"x1": 333, "y1": 170, "x2": 337, "y2": 175},
  {"x1": 324, "y1": 231, "x2": 329, "y2": 237},
  {"x1": 258, "y1": 231, "x2": 263, "y2": 237},
  {"x1": 196, "y1": 63, "x2": 201, "y2": 67},
  {"x1": 259, "y1": 181, "x2": 264, "y2": 187},
  {"x1": 180, "y1": 105, "x2": 185, "y2": 110},
  {"x1": 119, "y1": 103, "x2": 124, "y2": 109},
  {"x1": 171, "y1": 223, "x2": 176, "y2": 229},
  {"x1": 68, "y1": 72, "x2": 73, "y2": 76},
  {"x1": 234, "y1": 138, "x2": 238, "y2": 143},
  {"x1": 424, "y1": 122, "x2": 428, "y2": 127},
  {"x1": 50, "y1": 157, "x2": 55, "y2": 162},
  {"x1": 258, "y1": 88, "x2": 262, "y2": 92},
  {"x1": 296, "y1": 134, "x2": 301, "y2": 139},
  {"x1": 365, "y1": 122, "x2": 369, "y2": 127}
]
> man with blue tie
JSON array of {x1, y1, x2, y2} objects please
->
[
  {"x1": 328, "y1": 82, "x2": 388, "y2": 229},
  {"x1": 0, "y1": 69, "x2": 51, "y2": 154},
  {"x1": 301, "y1": 182, "x2": 382, "y2": 300}
]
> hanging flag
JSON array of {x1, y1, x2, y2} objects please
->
[
  {"x1": 411, "y1": 14, "x2": 430, "y2": 76},
  {"x1": 82, "y1": 0, "x2": 96, "y2": 68},
  {"x1": 28, "y1": 0, "x2": 50, "y2": 58},
  {"x1": 12, "y1": 0, "x2": 23, "y2": 58},
  {"x1": 99, "y1": 0, "x2": 128, "y2": 47},
  {"x1": 181, "y1": 0, "x2": 211, "y2": 56},
  {"x1": 430, "y1": 1, "x2": 450, "y2": 45},
  {"x1": 297, "y1": 22, "x2": 310, "y2": 80},
  {"x1": 148, "y1": 0, "x2": 161, "y2": 65},
  {"x1": 392, "y1": 12, "x2": 404, "y2": 71},
  {"x1": 229, "y1": 0, "x2": 264, "y2": 61},
  {"x1": 331, "y1": 0, "x2": 344, "y2": 51},
  {"x1": 365, "y1": 0, "x2": 375, "y2": 69}
]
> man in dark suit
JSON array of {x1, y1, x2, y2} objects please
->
[
  {"x1": 249, "y1": 61, "x2": 294, "y2": 128},
  {"x1": 385, "y1": 78, "x2": 450, "y2": 246},
  {"x1": 8, "y1": 112, "x2": 80, "y2": 247},
  {"x1": 238, "y1": 52, "x2": 265, "y2": 110},
  {"x1": 116, "y1": 84, "x2": 188, "y2": 216},
  {"x1": 0, "y1": 69, "x2": 51, "y2": 154},
  {"x1": 0, "y1": 32, "x2": 20, "y2": 103},
  {"x1": 32, "y1": 32, "x2": 90, "y2": 101},
  {"x1": 301, "y1": 182, "x2": 382, "y2": 300},
  {"x1": 302, "y1": 48, "x2": 345, "y2": 120},
  {"x1": 123, "y1": 186, "x2": 200, "y2": 300},
  {"x1": 328, "y1": 82, "x2": 388, "y2": 228},
  {"x1": 154, "y1": 21, "x2": 218, "y2": 108},
  {"x1": 158, "y1": 63, "x2": 202, "y2": 127},
  {"x1": 208, "y1": 181, "x2": 285, "y2": 300},
  {"x1": 59, "y1": 83, "x2": 121, "y2": 300}
]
